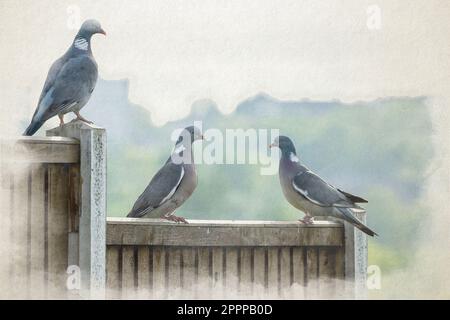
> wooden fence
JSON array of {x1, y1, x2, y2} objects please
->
[
  {"x1": 0, "y1": 121, "x2": 368, "y2": 299},
  {"x1": 0, "y1": 136, "x2": 80, "y2": 299}
]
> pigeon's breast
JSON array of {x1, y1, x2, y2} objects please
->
[
  {"x1": 173, "y1": 163, "x2": 197, "y2": 204},
  {"x1": 279, "y1": 159, "x2": 310, "y2": 212}
]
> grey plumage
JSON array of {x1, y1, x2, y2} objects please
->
[
  {"x1": 24, "y1": 19, "x2": 106, "y2": 136},
  {"x1": 270, "y1": 136, "x2": 377, "y2": 237},
  {"x1": 127, "y1": 126, "x2": 203, "y2": 223}
]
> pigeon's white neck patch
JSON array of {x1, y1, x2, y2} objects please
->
[
  {"x1": 74, "y1": 38, "x2": 89, "y2": 51},
  {"x1": 173, "y1": 144, "x2": 186, "y2": 155},
  {"x1": 289, "y1": 152, "x2": 299, "y2": 163}
]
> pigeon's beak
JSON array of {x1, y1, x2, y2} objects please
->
[{"x1": 99, "y1": 29, "x2": 107, "y2": 36}]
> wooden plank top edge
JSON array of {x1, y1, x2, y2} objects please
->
[
  {"x1": 1, "y1": 136, "x2": 80, "y2": 145},
  {"x1": 107, "y1": 217, "x2": 343, "y2": 228}
]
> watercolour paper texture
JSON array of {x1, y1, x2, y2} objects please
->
[{"x1": 0, "y1": 0, "x2": 449, "y2": 299}]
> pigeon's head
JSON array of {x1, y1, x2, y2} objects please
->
[
  {"x1": 270, "y1": 136, "x2": 297, "y2": 155},
  {"x1": 175, "y1": 126, "x2": 204, "y2": 145},
  {"x1": 78, "y1": 19, "x2": 106, "y2": 37}
]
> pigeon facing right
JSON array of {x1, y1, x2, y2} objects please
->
[
  {"x1": 270, "y1": 136, "x2": 377, "y2": 236},
  {"x1": 127, "y1": 126, "x2": 204, "y2": 223},
  {"x1": 23, "y1": 19, "x2": 106, "y2": 136}
]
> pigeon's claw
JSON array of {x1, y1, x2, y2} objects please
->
[
  {"x1": 58, "y1": 114, "x2": 65, "y2": 127},
  {"x1": 299, "y1": 214, "x2": 314, "y2": 225},
  {"x1": 74, "y1": 111, "x2": 94, "y2": 124},
  {"x1": 164, "y1": 214, "x2": 189, "y2": 224}
]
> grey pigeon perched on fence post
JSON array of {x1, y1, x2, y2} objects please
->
[
  {"x1": 23, "y1": 19, "x2": 106, "y2": 136},
  {"x1": 127, "y1": 126, "x2": 204, "y2": 223},
  {"x1": 270, "y1": 136, "x2": 377, "y2": 236}
]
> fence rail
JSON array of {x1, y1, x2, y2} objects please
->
[
  {"x1": 0, "y1": 122, "x2": 368, "y2": 299},
  {"x1": 106, "y1": 218, "x2": 347, "y2": 299}
]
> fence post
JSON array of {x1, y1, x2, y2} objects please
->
[
  {"x1": 344, "y1": 211, "x2": 368, "y2": 299},
  {"x1": 47, "y1": 120, "x2": 107, "y2": 299}
]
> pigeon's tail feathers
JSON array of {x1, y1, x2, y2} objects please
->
[
  {"x1": 338, "y1": 189, "x2": 368, "y2": 203},
  {"x1": 127, "y1": 206, "x2": 152, "y2": 218},
  {"x1": 127, "y1": 209, "x2": 140, "y2": 218},
  {"x1": 23, "y1": 120, "x2": 44, "y2": 136},
  {"x1": 337, "y1": 207, "x2": 378, "y2": 237}
]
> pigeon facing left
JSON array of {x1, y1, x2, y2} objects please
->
[
  {"x1": 270, "y1": 136, "x2": 377, "y2": 237},
  {"x1": 23, "y1": 19, "x2": 106, "y2": 136},
  {"x1": 127, "y1": 126, "x2": 204, "y2": 223}
]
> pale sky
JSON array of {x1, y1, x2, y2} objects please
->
[{"x1": 0, "y1": 0, "x2": 449, "y2": 131}]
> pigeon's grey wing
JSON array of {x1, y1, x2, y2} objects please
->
[
  {"x1": 33, "y1": 55, "x2": 98, "y2": 122},
  {"x1": 36, "y1": 56, "x2": 66, "y2": 106},
  {"x1": 292, "y1": 171, "x2": 355, "y2": 208},
  {"x1": 336, "y1": 189, "x2": 368, "y2": 203},
  {"x1": 127, "y1": 162, "x2": 185, "y2": 218}
]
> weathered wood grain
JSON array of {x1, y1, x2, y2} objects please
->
[
  {"x1": 107, "y1": 218, "x2": 344, "y2": 247},
  {"x1": 121, "y1": 246, "x2": 136, "y2": 299},
  {"x1": 152, "y1": 246, "x2": 165, "y2": 299},
  {"x1": 106, "y1": 245, "x2": 121, "y2": 299},
  {"x1": 180, "y1": 247, "x2": 196, "y2": 292},
  {"x1": 197, "y1": 247, "x2": 211, "y2": 299},
  {"x1": 136, "y1": 246, "x2": 150, "y2": 299},
  {"x1": 278, "y1": 247, "x2": 290, "y2": 298},
  {"x1": 0, "y1": 170, "x2": 13, "y2": 299},
  {"x1": 1, "y1": 137, "x2": 79, "y2": 164},
  {"x1": 306, "y1": 248, "x2": 319, "y2": 299},
  {"x1": 225, "y1": 247, "x2": 239, "y2": 296},
  {"x1": 12, "y1": 170, "x2": 28, "y2": 297},
  {"x1": 47, "y1": 164, "x2": 69, "y2": 298},
  {"x1": 252, "y1": 247, "x2": 266, "y2": 299},
  {"x1": 318, "y1": 247, "x2": 336, "y2": 299},
  {"x1": 211, "y1": 247, "x2": 224, "y2": 298},
  {"x1": 239, "y1": 248, "x2": 252, "y2": 295},
  {"x1": 291, "y1": 247, "x2": 306, "y2": 299},
  {"x1": 30, "y1": 164, "x2": 46, "y2": 299},
  {"x1": 167, "y1": 247, "x2": 182, "y2": 298}
]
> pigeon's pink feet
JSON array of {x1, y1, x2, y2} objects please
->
[
  {"x1": 58, "y1": 114, "x2": 65, "y2": 127},
  {"x1": 74, "y1": 111, "x2": 93, "y2": 124},
  {"x1": 299, "y1": 215, "x2": 314, "y2": 225},
  {"x1": 163, "y1": 214, "x2": 188, "y2": 224}
]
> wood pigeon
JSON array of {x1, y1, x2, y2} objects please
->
[
  {"x1": 23, "y1": 19, "x2": 106, "y2": 136},
  {"x1": 270, "y1": 135, "x2": 377, "y2": 236},
  {"x1": 127, "y1": 126, "x2": 204, "y2": 223}
]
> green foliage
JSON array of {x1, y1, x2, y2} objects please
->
[{"x1": 91, "y1": 86, "x2": 432, "y2": 279}]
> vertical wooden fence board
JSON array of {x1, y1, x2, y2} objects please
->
[
  {"x1": 181, "y1": 247, "x2": 196, "y2": 297},
  {"x1": 105, "y1": 246, "x2": 120, "y2": 299},
  {"x1": 121, "y1": 246, "x2": 136, "y2": 299},
  {"x1": 137, "y1": 246, "x2": 150, "y2": 299},
  {"x1": 30, "y1": 164, "x2": 46, "y2": 299},
  {"x1": 318, "y1": 247, "x2": 336, "y2": 299},
  {"x1": 252, "y1": 247, "x2": 266, "y2": 299},
  {"x1": 12, "y1": 169, "x2": 28, "y2": 297},
  {"x1": 0, "y1": 168, "x2": 12, "y2": 299},
  {"x1": 306, "y1": 248, "x2": 319, "y2": 299},
  {"x1": 267, "y1": 248, "x2": 278, "y2": 297},
  {"x1": 67, "y1": 165, "x2": 80, "y2": 268},
  {"x1": 291, "y1": 247, "x2": 306, "y2": 299},
  {"x1": 47, "y1": 164, "x2": 69, "y2": 298},
  {"x1": 167, "y1": 247, "x2": 182, "y2": 299},
  {"x1": 239, "y1": 248, "x2": 252, "y2": 296},
  {"x1": 197, "y1": 247, "x2": 211, "y2": 299},
  {"x1": 211, "y1": 247, "x2": 224, "y2": 298},
  {"x1": 225, "y1": 247, "x2": 239, "y2": 297},
  {"x1": 334, "y1": 246, "x2": 345, "y2": 299},
  {"x1": 152, "y1": 246, "x2": 165, "y2": 299},
  {"x1": 278, "y1": 247, "x2": 290, "y2": 299}
]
